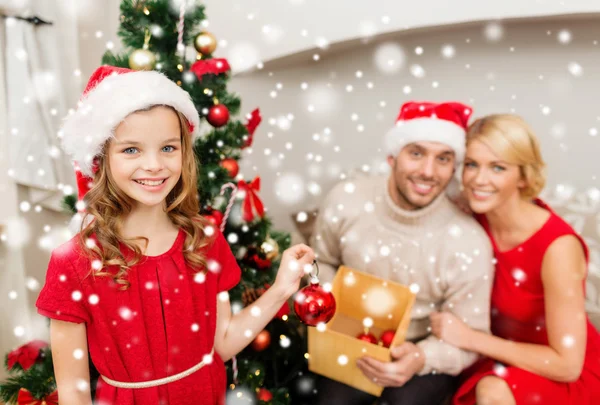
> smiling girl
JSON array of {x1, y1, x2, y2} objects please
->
[{"x1": 36, "y1": 66, "x2": 314, "y2": 405}]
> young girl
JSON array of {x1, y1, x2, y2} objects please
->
[
  {"x1": 36, "y1": 65, "x2": 315, "y2": 405},
  {"x1": 430, "y1": 114, "x2": 600, "y2": 404}
]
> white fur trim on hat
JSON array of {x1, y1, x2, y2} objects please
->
[
  {"x1": 383, "y1": 117, "x2": 466, "y2": 163},
  {"x1": 61, "y1": 70, "x2": 200, "y2": 177}
]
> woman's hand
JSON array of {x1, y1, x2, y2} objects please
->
[
  {"x1": 273, "y1": 244, "x2": 315, "y2": 299},
  {"x1": 430, "y1": 311, "x2": 474, "y2": 350}
]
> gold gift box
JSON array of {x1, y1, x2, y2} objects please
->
[{"x1": 307, "y1": 266, "x2": 416, "y2": 396}]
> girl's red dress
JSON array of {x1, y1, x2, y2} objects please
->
[
  {"x1": 453, "y1": 200, "x2": 600, "y2": 404},
  {"x1": 36, "y1": 228, "x2": 240, "y2": 405}
]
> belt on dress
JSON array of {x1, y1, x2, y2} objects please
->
[{"x1": 100, "y1": 347, "x2": 215, "y2": 389}]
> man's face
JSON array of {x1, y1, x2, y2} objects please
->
[{"x1": 387, "y1": 142, "x2": 456, "y2": 210}]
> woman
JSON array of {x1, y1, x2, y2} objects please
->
[{"x1": 430, "y1": 114, "x2": 600, "y2": 404}]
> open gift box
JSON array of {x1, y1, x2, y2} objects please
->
[{"x1": 307, "y1": 266, "x2": 416, "y2": 396}]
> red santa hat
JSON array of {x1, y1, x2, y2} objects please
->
[
  {"x1": 383, "y1": 101, "x2": 472, "y2": 163},
  {"x1": 61, "y1": 65, "x2": 200, "y2": 230}
]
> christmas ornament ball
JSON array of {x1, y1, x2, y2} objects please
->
[
  {"x1": 250, "y1": 330, "x2": 271, "y2": 352},
  {"x1": 379, "y1": 329, "x2": 396, "y2": 348},
  {"x1": 205, "y1": 209, "x2": 224, "y2": 228},
  {"x1": 356, "y1": 332, "x2": 378, "y2": 344},
  {"x1": 256, "y1": 387, "x2": 273, "y2": 401},
  {"x1": 219, "y1": 158, "x2": 239, "y2": 178},
  {"x1": 260, "y1": 236, "x2": 280, "y2": 261},
  {"x1": 294, "y1": 280, "x2": 336, "y2": 326},
  {"x1": 194, "y1": 31, "x2": 218, "y2": 55},
  {"x1": 128, "y1": 48, "x2": 156, "y2": 71},
  {"x1": 207, "y1": 104, "x2": 229, "y2": 127}
]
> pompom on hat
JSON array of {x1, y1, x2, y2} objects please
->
[
  {"x1": 383, "y1": 101, "x2": 472, "y2": 162},
  {"x1": 62, "y1": 65, "x2": 200, "y2": 231}
]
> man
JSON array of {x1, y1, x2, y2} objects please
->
[{"x1": 311, "y1": 101, "x2": 494, "y2": 405}]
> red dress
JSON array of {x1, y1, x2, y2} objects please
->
[
  {"x1": 453, "y1": 200, "x2": 600, "y2": 404},
  {"x1": 36, "y1": 229, "x2": 240, "y2": 405}
]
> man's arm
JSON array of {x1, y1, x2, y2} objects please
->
[{"x1": 418, "y1": 235, "x2": 494, "y2": 375}]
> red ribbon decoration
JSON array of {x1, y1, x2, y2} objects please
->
[
  {"x1": 237, "y1": 177, "x2": 265, "y2": 222},
  {"x1": 190, "y1": 58, "x2": 231, "y2": 80},
  {"x1": 17, "y1": 388, "x2": 58, "y2": 405},
  {"x1": 7, "y1": 340, "x2": 48, "y2": 371},
  {"x1": 243, "y1": 108, "x2": 262, "y2": 149}
]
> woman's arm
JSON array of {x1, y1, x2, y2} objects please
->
[
  {"x1": 50, "y1": 320, "x2": 93, "y2": 405},
  {"x1": 214, "y1": 244, "x2": 314, "y2": 361},
  {"x1": 432, "y1": 235, "x2": 588, "y2": 382}
]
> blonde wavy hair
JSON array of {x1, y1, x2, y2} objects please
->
[
  {"x1": 79, "y1": 105, "x2": 211, "y2": 289},
  {"x1": 466, "y1": 114, "x2": 546, "y2": 199}
]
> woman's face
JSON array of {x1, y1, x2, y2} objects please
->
[{"x1": 462, "y1": 139, "x2": 525, "y2": 214}]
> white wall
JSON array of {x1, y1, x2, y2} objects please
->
[
  {"x1": 202, "y1": 0, "x2": 600, "y2": 71},
  {"x1": 227, "y1": 16, "x2": 600, "y2": 232}
]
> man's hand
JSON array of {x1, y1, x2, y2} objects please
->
[{"x1": 356, "y1": 342, "x2": 425, "y2": 387}]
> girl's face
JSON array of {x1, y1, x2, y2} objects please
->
[
  {"x1": 462, "y1": 139, "x2": 525, "y2": 214},
  {"x1": 108, "y1": 106, "x2": 182, "y2": 209}
]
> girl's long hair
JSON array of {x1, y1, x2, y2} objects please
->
[{"x1": 79, "y1": 105, "x2": 210, "y2": 289}]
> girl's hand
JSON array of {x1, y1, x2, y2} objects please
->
[
  {"x1": 273, "y1": 244, "x2": 315, "y2": 299},
  {"x1": 429, "y1": 311, "x2": 473, "y2": 350}
]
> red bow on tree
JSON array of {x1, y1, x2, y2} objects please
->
[
  {"x1": 190, "y1": 58, "x2": 231, "y2": 80},
  {"x1": 17, "y1": 388, "x2": 58, "y2": 405},
  {"x1": 237, "y1": 177, "x2": 265, "y2": 222},
  {"x1": 243, "y1": 108, "x2": 261, "y2": 148},
  {"x1": 7, "y1": 340, "x2": 48, "y2": 371}
]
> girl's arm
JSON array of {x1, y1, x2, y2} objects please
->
[
  {"x1": 214, "y1": 244, "x2": 314, "y2": 361},
  {"x1": 50, "y1": 320, "x2": 93, "y2": 405},
  {"x1": 432, "y1": 235, "x2": 587, "y2": 382}
]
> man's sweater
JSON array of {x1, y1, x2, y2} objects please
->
[{"x1": 310, "y1": 175, "x2": 494, "y2": 375}]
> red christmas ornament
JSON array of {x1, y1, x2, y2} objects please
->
[
  {"x1": 190, "y1": 58, "x2": 231, "y2": 80},
  {"x1": 243, "y1": 108, "x2": 262, "y2": 149},
  {"x1": 379, "y1": 329, "x2": 396, "y2": 348},
  {"x1": 294, "y1": 278, "x2": 336, "y2": 326},
  {"x1": 207, "y1": 104, "x2": 229, "y2": 127},
  {"x1": 237, "y1": 177, "x2": 265, "y2": 222},
  {"x1": 356, "y1": 332, "x2": 378, "y2": 344},
  {"x1": 219, "y1": 158, "x2": 239, "y2": 178},
  {"x1": 276, "y1": 301, "x2": 290, "y2": 320},
  {"x1": 251, "y1": 330, "x2": 271, "y2": 352},
  {"x1": 7, "y1": 340, "x2": 48, "y2": 371},
  {"x1": 17, "y1": 388, "x2": 58, "y2": 405},
  {"x1": 257, "y1": 387, "x2": 273, "y2": 402},
  {"x1": 204, "y1": 208, "x2": 224, "y2": 228}
]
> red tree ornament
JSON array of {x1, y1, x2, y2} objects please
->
[
  {"x1": 356, "y1": 317, "x2": 377, "y2": 344},
  {"x1": 219, "y1": 158, "x2": 239, "y2": 178},
  {"x1": 7, "y1": 340, "x2": 48, "y2": 371},
  {"x1": 379, "y1": 329, "x2": 396, "y2": 348},
  {"x1": 257, "y1": 387, "x2": 273, "y2": 401},
  {"x1": 294, "y1": 276, "x2": 336, "y2": 326},
  {"x1": 17, "y1": 388, "x2": 58, "y2": 405},
  {"x1": 243, "y1": 108, "x2": 262, "y2": 149},
  {"x1": 251, "y1": 330, "x2": 271, "y2": 352},
  {"x1": 204, "y1": 208, "x2": 224, "y2": 228},
  {"x1": 356, "y1": 332, "x2": 378, "y2": 344},
  {"x1": 207, "y1": 104, "x2": 229, "y2": 127},
  {"x1": 190, "y1": 58, "x2": 231, "y2": 80}
]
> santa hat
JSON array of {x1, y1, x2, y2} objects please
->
[
  {"x1": 383, "y1": 101, "x2": 472, "y2": 162},
  {"x1": 61, "y1": 65, "x2": 200, "y2": 231}
]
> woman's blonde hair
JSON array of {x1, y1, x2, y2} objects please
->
[
  {"x1": 79, "y1": 105, "x2": 210, "y2": 289},
  {"x1": 466, "y1": 114, "x2": 546, "y2": 199}
]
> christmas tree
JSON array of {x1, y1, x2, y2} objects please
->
[{"x1": 1, "y1": 0, "x2": 316, "y2": 404}]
